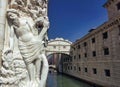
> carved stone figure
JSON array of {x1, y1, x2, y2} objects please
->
[{"x1": 0, "y1": 0, "x2": 49, "y2": 87}]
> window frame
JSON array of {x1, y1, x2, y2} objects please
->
[
  {"x1": 104, "y1": 48, "x2": 109, "y2": 55},
  {"x1": 103, "y1": 32, "x2": 108, "y2": 39},
  {"x1": 104, "y1": 69, "x2": 111, "y2": 77},
  {"x1": 92, "y1": 37, "x2": 96, "y2": 43},
  {"x1": 93, "y1": 68, "x2": 97, "y2": 74}
]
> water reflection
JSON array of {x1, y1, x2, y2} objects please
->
[{"x1": 47, "y1": 72, "x2": 94, "y2": 87}]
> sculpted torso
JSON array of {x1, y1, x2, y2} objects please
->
[{"x1": 13, "y1": 17, "x2": 35, "y2": 42}]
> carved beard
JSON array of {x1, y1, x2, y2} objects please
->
[{"x1": 12, "y1": 18, "x2": 20, "y2": 28}]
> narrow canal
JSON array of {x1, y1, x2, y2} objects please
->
[{"x1": 46, "y1": 72, "x2": 95, "y2": 87}]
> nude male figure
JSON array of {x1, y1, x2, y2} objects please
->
[{"x1": 7, "y1": 9, "x2": 48, "y2": 85}]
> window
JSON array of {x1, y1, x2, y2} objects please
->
[
  {"x1": 63, "y1": 46, "x2": 66, "y2": 49},
  {"x1": 104, "y1": 48, "x2": 109, "y2": 55},
  {"x1": 68, "y1": 66, "x2": 70, "y2": 70},
  {"x1": 103, "y1": 32, "x2": 108, "y2": 39},
  {"x1": 74, "y1": 56, "x2": 76, "y2": 60},
  {"x1": 79, "y1": 67, "x2": 81, "y2": 71},
  {"x1": 117, "y1": 2, "x2": 120, "y2": 10},
  {"x1": 93, "y1": 68, "x2": 97, "y2": 74},
  {"x1": 78, "y1": 45, "x2": 80, "y2": 49},
  {"x1": 85, "y1": 68, "x2": 88, "y2": 72},
  {"x1": 84, "y1": 42, "x2": 87, "y2": 47},
  {"x1": 92, "y1": 51, "x2": 96, "y2": 57},
  {"x1": 104, "y1": 69, "x2": 111, "y2": 77},
  {"x1": 53, "y1": 46, "x2": 56, "y2": 49},
  {"x1": 79, "y1": 54, "x2": 81, "y2": 59},
  {"x1": 92, "y1": 38, "x2": 95, "y2": 43},
  {"x1": 84, "y1": 53, "x2": 87, "y2": 58}
]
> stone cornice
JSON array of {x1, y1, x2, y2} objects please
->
[{"x1": 49, "y1": 38, "x2": 72, "y2": 44}]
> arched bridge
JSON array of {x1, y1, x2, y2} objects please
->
[{"x1": 46, "y1": 38, "x2": 72, "y2": 56}]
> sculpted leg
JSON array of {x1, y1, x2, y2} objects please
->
[
  {"x1": 40, "y1": 54, "x2": 49, "y2": 87},
  {"x1": 35, "y1": 57, "x2": 41, "y2": 81},
  {"x1": 27, "y1": 63, "x2": 35, "y2": 81}
]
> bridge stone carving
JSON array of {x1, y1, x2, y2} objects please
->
[{"x1": 46, "y1": 38, "x2": 72, "y2": 56}]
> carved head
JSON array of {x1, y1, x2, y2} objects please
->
[
  {"x1": 7, "y1": 9, "x2": 20, "y2": 20},
  {"x1": 35, "y1": 17, "x2": 44, "y2": 29}
]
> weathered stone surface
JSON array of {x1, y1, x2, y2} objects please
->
[{"x1": 0, "y1": 0, "x2": 49, "y2": 87}]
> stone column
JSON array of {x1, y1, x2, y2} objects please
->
[{"x1": 0, "y1": 0, "x2": 8, "y2": 68}]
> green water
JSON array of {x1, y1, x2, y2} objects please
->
[{"x1": 46, "y1": 73, "x2": 95, "y2": 87}]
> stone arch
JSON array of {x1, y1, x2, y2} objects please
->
[{"x1": 47, "y1": 52, "x2": 72, "y2": 73}]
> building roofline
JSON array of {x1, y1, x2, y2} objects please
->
[
  {"x1": 72, "y1": 21, "x2": 107, "y2": 46},
  {"x1": 72, "y1": 14, "x2": 120, "y2": 46}
]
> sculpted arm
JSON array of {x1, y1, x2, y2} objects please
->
[{"x1": 38, "y1": 18, "x2": 49, "y2": 39}]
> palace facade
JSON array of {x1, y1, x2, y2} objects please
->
[{"x1": 63, "y1": 0, "x2": 120, "y2": 87}]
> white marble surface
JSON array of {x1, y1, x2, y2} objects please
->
[{"x1": 0, "y1": 0, "x2": 49, "y2": 87}]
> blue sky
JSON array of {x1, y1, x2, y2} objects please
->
[{"x1": 48, "y1": 0, "x2": 108, "y2": 42}]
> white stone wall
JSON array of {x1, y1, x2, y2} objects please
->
[{"x1": 46, "y1": 38, "x2": 72, "y2": 56}]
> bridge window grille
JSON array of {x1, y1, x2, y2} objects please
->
[
  {"x1": 63, "y1": 46, "x2": 66, "y2": 49},
  {"x1": 53, "y1": 46, "x2": 56, "y2": 49}
]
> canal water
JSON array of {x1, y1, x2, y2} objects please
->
[{"x1": 46, "y1": 72, "x2": 95, "y2": 87}]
